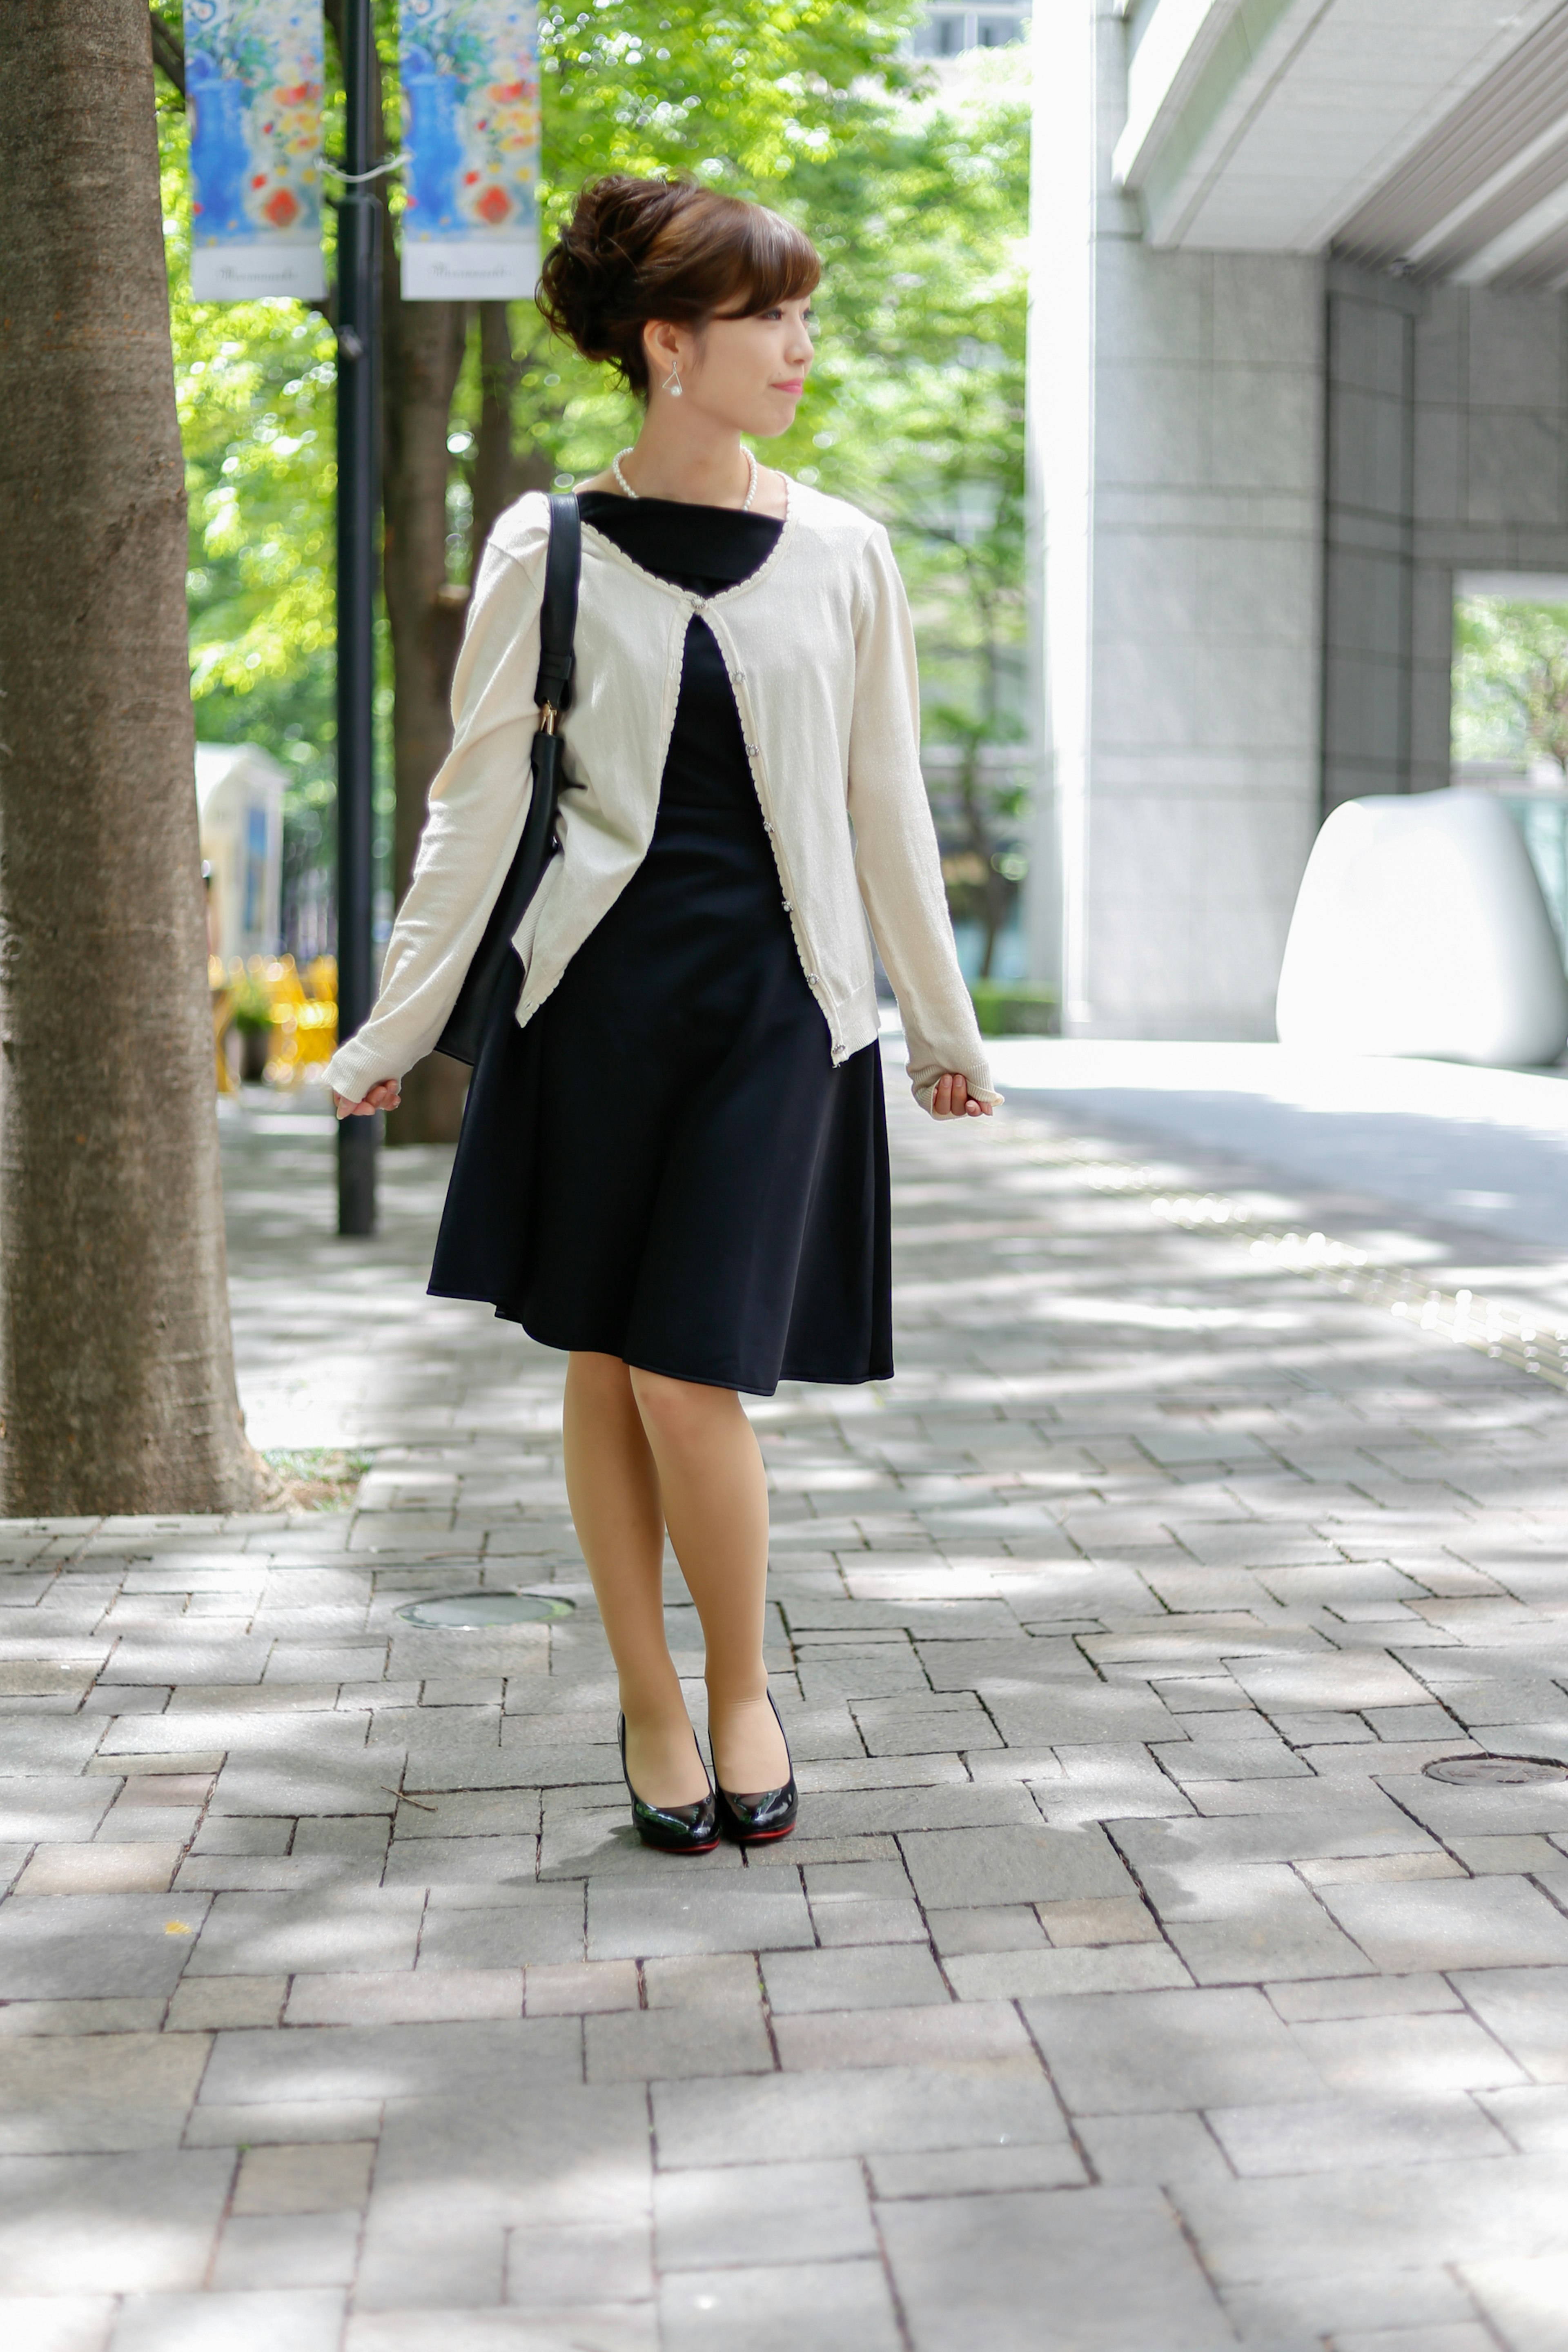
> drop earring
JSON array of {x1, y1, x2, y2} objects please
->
[{"x1": 662, "y1": 355, "x2": 683, "y2": 398}]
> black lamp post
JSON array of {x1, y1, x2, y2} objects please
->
[{"x1": 335, "y1": 0, "x2": 379, "y2": 1237}]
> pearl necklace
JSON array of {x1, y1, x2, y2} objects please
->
[{"x1": 612, "y1": 445, "x2": 758, "y2": 512}]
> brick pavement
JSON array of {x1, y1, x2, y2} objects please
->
[{"x1": 3, "y1": 1064, "x2": 1568, "y2": 2348}]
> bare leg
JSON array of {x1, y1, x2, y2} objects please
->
[
  {"x1": 628, "y1": 1369, "x2": 790, "y2": 1793},
  {"x1": 561, "y1": 1352, "x2": 708, "y2": 1808}
]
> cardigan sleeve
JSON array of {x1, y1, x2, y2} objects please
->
[
  {"x1": 325, "y1": 503, "x2": 550, "y2": 1106},
  {"x1": 845, "y1": 525, "x2": 1000, "y2": 1113}
]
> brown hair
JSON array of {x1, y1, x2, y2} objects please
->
[{"x1": 537, "y1": 176, "x2": 820, "y2": 398}]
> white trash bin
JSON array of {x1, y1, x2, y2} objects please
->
[{"x1": 1276, "y1": 787, "x2": 1568, "y2": 1067}]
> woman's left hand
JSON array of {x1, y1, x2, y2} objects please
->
[{"x1": 931, "y1": 1074, "x2": 992, "y2": 1119}]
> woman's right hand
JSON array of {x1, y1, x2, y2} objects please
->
[{"x1": 333, "y1": 1078, "x2": 402, "y2": 1120}]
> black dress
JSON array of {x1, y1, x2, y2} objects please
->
[{"x1": 428, "y1": 493, "x2": 893, "y2": 1397}]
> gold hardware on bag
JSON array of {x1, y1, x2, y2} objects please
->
[{"x1": 539, "y1": 703, "x2": 558, "y2": 735}]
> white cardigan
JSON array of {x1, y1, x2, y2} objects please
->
[{"x1": 325, "y1": 479, "x2": 998, "y2": 1114}]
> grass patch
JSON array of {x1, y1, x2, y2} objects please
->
[{"x1": 261, "y1": 1448, "x2": 372, "y2": 1512}]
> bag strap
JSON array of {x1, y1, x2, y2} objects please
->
[{"x1": 534, "y1": 490, "x2": 581, "y2": 725}]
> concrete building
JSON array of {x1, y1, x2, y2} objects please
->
[
  {"x1": 1029, "y1": 0, "x2": 1568, "y2": 1036},
  {"x1": 196, "y1": 742, "x2": 285, "y2": 965}
]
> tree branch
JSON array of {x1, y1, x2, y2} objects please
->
[{"x1": 149, "y1": 7, "x2": 185, "y2": 100}]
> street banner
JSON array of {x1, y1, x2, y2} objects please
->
[
  {"x1": 399, "y1": 1, "x2": 541, "y2": 301},
  {"x1": 183, "y1": 0, "x2": 326, "y2": 301}
]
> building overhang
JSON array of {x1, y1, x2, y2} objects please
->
[{"x1": 1112, "y1": 0, "x2": 1568, "y2": 285}]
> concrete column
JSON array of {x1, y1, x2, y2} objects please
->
[
  {"x1": 1027, "y1": 0, "x2": 1324, "y2": 1039},
  {"x1": 1321, "y1": 262, "x2": 1421, "y2": 813}
]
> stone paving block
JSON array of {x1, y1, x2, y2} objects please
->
[
  {"x1": 1289, "y1": 2012, "x2": 1524, "y2": 2096},
  {"x1": 184, "y1": 1889, "x2": 424, "y2": 1978},
  {"x1": 1024, "y1": 1986, "x2": 1325, "y2": 2114},
  {"x1": 109, "y1": 2289, "x2": 347, "y2": 2352},
  {"x1": 1463, "y1": 2252, "x2": 1568, "y2": 2352},
  {"x1": 772, "y1": 2000, "x2": 1038, "y2": 2074},
  {"x1": 0, "y1": 1997, "x2": 167, "y2": 2036},
  {"x1": 1176, "y1": 2152, "x2": 1568, "y2": 2283},
  {"x1": 0, "y1": 1893, "x2": 210, "y2": 1998},
  {"x1": 1268, "y1": 1973, "x2": 1461, "y2": 2023},
  {"x1": 506, "y1": 2220, "x2": 652, "y2": 2309},
  {"x1": 524, "y1": 1960, "x2": 639, "y2": 2016},
  {"x1": 586, "y1": 1881, "x2": 812, "y2": 1960},
  {"x1": 926, "y1": 1904, "x2": 1046, "y2": 1956},
  {"x1": 791, "y1": 1782, "x2": 1042, "y2": 1836},
  {"x1": 417, "y1": 1898, "x2": 582, "y2": 1970},
  {"x1": 208, "y1": 1757, "x2": 400, "y2": 1819},
  {"x1": 1449, "y1": 1969, "x2": 1568, "y2": 2082},
  {"x1": 191, "y1": 1818, "x2": 294, "y2": 1857},
  {"x1": 879, "y1": 2185, "x2": 1236, "y2": 2351},
  {"x1": 285, "y1": 1969, "x2": 523, "y2": 2025},
  {"x1": 345, "y1": 2310, "x2": 653, "y2": 2350},
  {"x1": 393, "y1": 1792, "x2": 540, "y2": 1840},
  {"x1": 1209, "y1": 2093, "x2": 1512, "y2": 2178},
  {"x1": 233, "y1": 2139, "x2": 376, "y2": 2214},
  {"x1": 1074, "y1": 2110, "x2": 1236, "y2": 2188},
  {"x1": 1229, "y1": 1653, "x2": 1434, "y2": 1712},
  {"x1": 16, "y1": 1846, "x2": 185, "y2": 1896},
  {"x1": 585, "y1": 2004, "x2": 773, "y2": 2084},
  {"x1": 660, "y1": 2260, "x2": 900, "y2": 2352},
  {"x1": 183, "y1": 2099, "x2": 384, "y2": 2148},
  {"x1": 292, "y1": 1817, "x2": 390, "y2": 1859},
  {"x1": 1031, "y1": 1743, "x2": 1196, "y2": 1824},
  {"x1": 945, "y1": 1944, "x2": 1189, "y2": 2000},
  {"x1": 200, "y1": 2018, "x2": 582, "y2": 2107},
  {"x1": 654, "y1": 2157, "x2": 875, "y2": 2268},
  {"x1": 900, "y1": 1823, "x2": 1135, "y2": 1911},
  {"x1": 643, "y1": 1954, "x2": 762, "y2": 2011},
  {"x1": 1319, "y1": 1876, "x2": 1568, "y2": 1972},
  {"x1": 0, "y1": 1778, "x2": 115, "y2": 1843},
  {"x1": 867, "y1": 2142, "x2": 1085, "y2": 2196},
  {"x1": 211, "y1": 2211, "x2": 360, "y2": 2289},
  {"x1": 0, "y1": 2297, "x2": 115, "y2": 2352},
  {"x1": 383, "y1": 1836, "x2": 541, "y2": 1888},
  {"x1": 1220, "y1": 2270, "x2": 1483, "y2": 2351},
  {"x1": 1036, "y1": 1895, "x2": 1160, "y2": 1945},
  {"x1": 1298, "y1": 1849, "x2": 1465, "y2": 1886},
  {"x1": 0, "y1": 2030, "x2": 210, "y2": 2154},
  {"x1": 1160, "y1": 1877, "x2": 1374, "y2": 1984},
  {"x1": 1155, "y1": 1735, "x2": 1311, "y2": 1784},
  {"x1": 0, "y1": 2149, "x2": 233, "y2": 2291},
  {"x1": 652, "y1": 2062, "x2": 1071, "y2": 2166},
  {"x1": 762, "y1": 1944, "x2": 948, "y2": 2015},
  {"x1": 983, "y1": 1686, "x2": 1179, "y2": 1747}
]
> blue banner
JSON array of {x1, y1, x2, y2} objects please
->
[
  {"x1": 400, "y1": 0, "x2": 540, "y2": 301},
  {"x1": 184, "y1": 0, "x2": 326, "y2": 302}
]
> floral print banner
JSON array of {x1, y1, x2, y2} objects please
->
[
  {"x1": 399, "y1": 0, "x2": 541, "y2": 301},
  {"x1": 183, "y1": 0, "x2": 326, "y2": 301}
]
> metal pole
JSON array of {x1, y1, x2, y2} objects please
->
[{"x1": 335, "y1": 0, "x2": 379, "y2": 1237}]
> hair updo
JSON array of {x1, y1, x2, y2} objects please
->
[{"x1": 537, "y1": 176, "x2": 820, "y2": 398}]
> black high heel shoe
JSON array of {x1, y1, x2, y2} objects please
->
[
  {"x1": 619, "y1": 1715, "x2": 720, "y2": 1855},
  {"x1": 710, "y1": 1690, "x2": 797, "y2": 1845}
]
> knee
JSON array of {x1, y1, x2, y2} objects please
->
[
  {"x1": 566, "y1": 1351, "x2": 635, "y2": 1416},
  {"x1": 629, "y1": 1367, "x2": 734, "y2": 1452}
]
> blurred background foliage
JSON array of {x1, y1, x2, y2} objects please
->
[
  {"x1": 1454, "y1": 596, "x2": 1568, "y2": 778},
  {"x1": 153, "y1": 0, "x2": 1029, "y2": 954}
]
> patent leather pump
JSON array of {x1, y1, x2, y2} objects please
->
[
  {"x1": 618, "y1": 1715, "x2": 720, "y2": 1855},
  {"x1": 711, "y1": 1690, "x2": 798, "y2": 1845}
]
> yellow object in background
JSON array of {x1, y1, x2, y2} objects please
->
[{"x1": 212, "y1": 953, "x2": 338, "y2": 1092}]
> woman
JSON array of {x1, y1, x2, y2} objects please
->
[{"x1": 328, "y1": 176, "x2": 998, "y2": 1856}]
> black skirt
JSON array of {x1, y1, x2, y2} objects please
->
[{"x1": 428, "y1": 492, "x2": 893, "y2": 1397}]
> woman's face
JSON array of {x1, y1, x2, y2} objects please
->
[{"x1": 645, "y1": 294, "x2": 815, "y2": 439}]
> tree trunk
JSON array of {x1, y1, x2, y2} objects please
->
[
  {"x1": 0, "y1": 0, "x2": 265, "y2": 1512},
  {"x1": 470, "y1": 301, "x2": 521, "y2": 568},
  {"x1": 381, "y1": 285, "x2": 470, "y2": 1146}
]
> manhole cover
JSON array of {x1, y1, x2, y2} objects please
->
[
  {"x1": 396, "y1": 1592, "x2": 575, "y2": 1628},
  {"x1": 1423, "y1": 1754, "x2": 1568, "y2": 1786}
]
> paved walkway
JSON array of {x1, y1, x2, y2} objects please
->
[{"x1": 5, "y1": 1056, "x2": 1568, "y2": 2350}]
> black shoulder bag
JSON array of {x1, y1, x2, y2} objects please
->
[{"x1": 435, "y1": 492, "x2": 582, "y2": 1066}]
